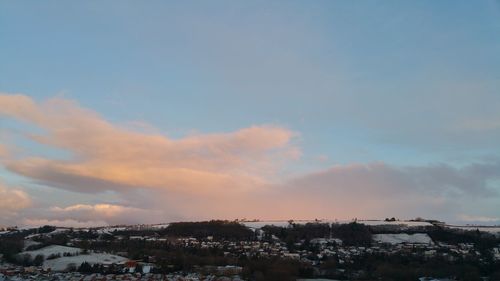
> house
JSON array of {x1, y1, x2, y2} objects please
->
[
  {"x1": 140, "y1": 263, "x2": 154, "y2": 274},
  {"x1": 124, "y1": 260, "x2": 138, "y2": 273}
]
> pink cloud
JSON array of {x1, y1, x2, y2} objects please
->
[
  {"x1": 0, "y1": 180, "x2": 32, "y2": 223},
  {"x1": 2, "y1": 93, "x2": 499, "y2": 226},
  {"x1": 22, "y1": 218, "x2": 108, "y2": 228},
  {"x1": 0, "y1": 93, "x2": 299, "y2": 194},
  {"x1": 0, "y1": 144, "x2": 8, "y2": 158},
  {"x1": 51, "y1": 204, "x2": 141, "y2": 217},
  {"x1": 43, "y1": 203, "x2": 160, "y2": 225}
]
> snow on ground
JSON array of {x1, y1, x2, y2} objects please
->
[
  {"x1": 92, "y1": 226, "x2": 131, "y2": 235},
  {"x1": 373, "y1": 233, "x2": 434, "y2": 245},
  {"x1": 96, "y1": 226, "x2": 127, "y2": 234},
  {"x1": 446, "y1": 225, "x2": 500, "y2": 235},
  {"x1": 24, "y1": 233, "x2": 39, "y2": 239},
  {"x1": 96, "y1": 229, "x2": 111, "y2": 235},
  {"x1": 22, "y1": 245, "x2": 82, "y2": 257},
  {"x1": 50, "y1": 228, "x2": 71, "y2": 234},
  {"x1": 150, "y1": 223, "x2": 170, "y2": 229},
  {"x1": 358, "y1": 220, "x2": 433, "y2": 227},
  {"x1": 43, "y1": 252, "x2": 128, "y2": 271},
  {"x1": 242, "y1": 221, "x2": 292, "y2": 228},
  {"x1": 23, "y1": 240, "x2": 41, "y2": 250},
  {"x1": 21, "y1": 245, "x2": 127, "y2": 271},
  {"x1": 24, "y1": 228, "x2": 71, "y2": 240}
]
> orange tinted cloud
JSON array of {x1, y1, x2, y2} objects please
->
[
  {"x1": 22, "y1": 219, "x2": 109, "y2": 228},
  {"x1": 51, "y1": 204, "x2": 139, "y2": 217},
  {"x1": 0, "y1": 144, "x2": 8, "y2": 158},
  {"x1": 0, "y1": 180, "x2": 31, "y2": 216},
  {"x1": 0, "y1": 93, "x2": 299, "y2": 194},
  {"x1": 46, "y1": 203, "x2": 158, "y2": 225},
  {"x1": 3, "y1": 93, "x2": 499, "y2": 225}
]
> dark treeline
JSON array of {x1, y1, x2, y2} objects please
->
[
  {"x1": 331, "y1": 222, "x2": 372, "y2": 246},
  {"x1": 0, "y1": 225, "x2": 59, "y2": 263},
  {"x1": 0, "y1": 236, "x2": 24, "y2": 263},
  {"x1": 106, "y1": 220, "x2": 255, "y2": 241},
  {"x1": 263, "y1": 222, "x2": 500, "y2": 249},
  {"x1": 427, "y1": 228, "x2": 499, "y2": 253},
  {"x1": 262, "y1": 223, "x2": 330, "y2": 241},
  {"x1": 159, "y1": 220, "x2": 255, "y2": 240},
  {"x1": 263, "y1": 222, "x2": 372, "y2": 246}
]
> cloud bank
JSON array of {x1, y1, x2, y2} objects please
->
[
  {"x1": 1, "y1": 93, "x2": 499, "y2": 226},
  {"x1": 272, "y1": 161, "x2": 500, "y2": 221}
]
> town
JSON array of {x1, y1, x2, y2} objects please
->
[{"x1": 1, "y1": 219, "x2": 500, "y2": 281}]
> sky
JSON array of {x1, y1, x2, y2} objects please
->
[{"x1": 1, "y1": 1, "x2": 500, "y2": 227}]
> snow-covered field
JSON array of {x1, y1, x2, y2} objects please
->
[
  {"x1": 24, "y1": 228, "x2": 71, "y2": 240},
  {"x1": 373, "y1": 233, "x2": 434, "y2": 245},
  {"x1": 23, "y1": 245, "x2": 82, "y2": 257},
  {"x1": 242, "y1": 221, "x2": 292, "y2": 228},
  {"x1": 50, "y1": 228, "x2": 71, "y2": 234},
  {"x1": 95, "y1": 226, "x2": 127, "y2": 235},
  {"x1": 20, "y1": 245, "x2": 127, "y2": 271},
  {"x1": 358, "y1": 220, "x2": 433, "y2": 227},
  {"x1": 150, "y1": 223, "x2": 170, "y2": 229},
  {"x1": 43, "y1": 252, "x2": 128, "y2": 271},
  {"x1": 23, "y1": 240, "x2": 41, "y2": 250}
]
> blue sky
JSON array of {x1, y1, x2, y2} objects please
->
[{"x1": 1, "y1": 1, "x2": 500, "y2": 226}]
